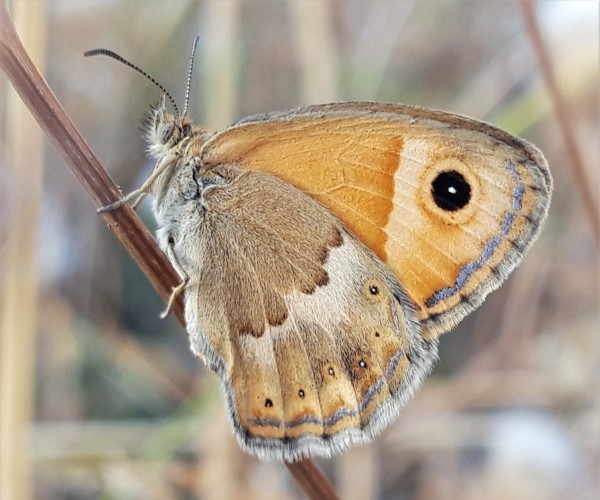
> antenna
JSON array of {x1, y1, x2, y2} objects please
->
[
  {"x1": 183, "y1": 35, "x2": 200, "y2": 117},
  {"x1": 84, "y1": 48, "x2": 180, "y2": 116}
]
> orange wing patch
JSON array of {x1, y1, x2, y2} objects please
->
[
  {"x1": 200, "y1": 103, "x2": 551, "y2": 339},
  {"x1": 201, "y1": 115, "x2": 402, "y2": 261}
]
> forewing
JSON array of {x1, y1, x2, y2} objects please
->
[{"x1": 200, "y1": 102, "x2": 552, "y2": 338}]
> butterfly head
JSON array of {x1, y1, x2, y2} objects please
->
[
  {"x1": 145, "y1": 94, "x2": 207, "y2": 160},
  {"x1": 142, "y1": 95, "x2": 212, "y2": 217},
  {"x1": 81, "y1": 35, "x2": 210, "y2": 212},
  {"x1": 85, "y1": 37, "x2": 207, "y2": 165}
]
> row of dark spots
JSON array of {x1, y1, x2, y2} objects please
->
[
  {"x1": 263, "y1": 281, "x2": 382, "y2": 407},
  {"x1": 264, "y1": 388, "x2": 305, "y2": 408},
  {"x1": 261, "y1": 348, "x2": 418, "y2": 410},
  {"x1": 262, "y1": 359, "x2": 371, "y2": 408}
]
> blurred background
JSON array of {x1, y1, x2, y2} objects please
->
[{"x1": 1, "y1": 0, "x2": 598, "y2": 499}]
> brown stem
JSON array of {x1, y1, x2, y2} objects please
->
[
  {"x1": 289, "y1": 459, "x2": 340, "y2": 500},
  {"x1": 519, "y1": 0, "x2": 600, "y2": 248},
  {"x1": 0, "y1": 2, "x2": 339, "y2": 498},
  {"x1": 0, "y1": 2, "x2": 183, "y2": 317}
]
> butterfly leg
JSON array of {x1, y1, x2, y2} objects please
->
[
  {"x1": 160, "y1": 239, "x2": 190, "y2": 319},
  {"x1": 97, "y1": 153, "x2": 179, "y2": 214}
]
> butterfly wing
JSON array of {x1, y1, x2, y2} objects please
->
[
  {"x1": 199, "y1": 102, "x2": 552, "y2": 339},
  {"x1": 181, "y1": 167, "x2": 438, "y2": 462}
]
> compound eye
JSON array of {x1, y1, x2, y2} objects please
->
[
  {"x1": 181, "y1": 123, "x2": 192, "y2": 137},
  {"x1": 161, "y1": 124, "x2": 176, "y2": 144}
]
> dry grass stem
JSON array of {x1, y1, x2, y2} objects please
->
[
  {"x1": 519, "y1": 0, "x2": 600, "y2": 247},
  {"x1": 0, "y1": 2, "x2": 338, "y2": 498},
  {"x1": 0, "y1": 2, "x2": 46, "y2": 499}
]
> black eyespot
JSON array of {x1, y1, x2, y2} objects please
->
[
  {"x1": 327, "y1": 367, "x2": 335, "y2": 376},
  {"x1": 359, "y1": 360, "x2": 367, "y2": 368},
  {"x1": 265, "y1": 398, "x2": 273, "y2": 408},
  {"x1": 369, "y1": 285, "x2": 379, "y2": 295},
  {"x1": 168, "y1": 235, "x2": 175, "y2": 245},
  {"x1": 431, "y1": 170, "x2": 471, "y2": 211},
  {"x1": 374, "y1": 331, "x2": 380, "y2": 338},
  {"x1": 298, "y1": 389, "x2": 305, "y2": 399}
]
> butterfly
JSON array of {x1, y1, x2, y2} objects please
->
[{"x1": 86, "y1": 39, "x2": 552, "y2": 462}]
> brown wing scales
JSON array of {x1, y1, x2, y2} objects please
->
[{"x1": 182, "y1": 167, "x2": 439, "y2": 461}]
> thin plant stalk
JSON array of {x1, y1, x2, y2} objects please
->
[{"x1": 0, "y1": 2, "x2": 339, "y2": 499}]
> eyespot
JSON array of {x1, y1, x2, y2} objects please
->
[
  {"x1": 431, "y1": 170, "x2": 471, "y2": 211},
  {"x1": 363, "y1": 280, "x2": 385, "y2": 303},
  {"x1": 298, "y1": 389, "x2": 305, "y2": 399},
  {"x1": 264, "y1": 398, "x2": 273, "y2": 408},
  {"x1": 419, "y1": 158, "x2": 479, "y2": 225}
]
